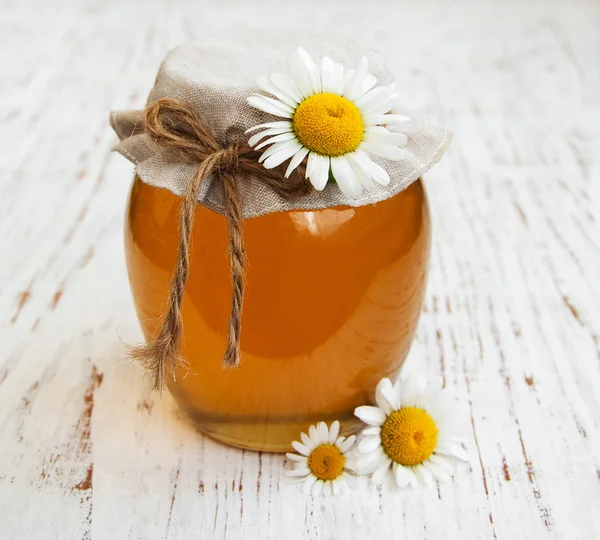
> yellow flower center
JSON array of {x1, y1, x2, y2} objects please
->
[
  {"x1": 292, "y1": 93, "x2": 364, "y2": 156},
  {"x1": 380, "y1": 407, "x2": 438, "y2": 466},
  {"x1": 307, "y1": 444, "x2": 346, "y2": 481}
]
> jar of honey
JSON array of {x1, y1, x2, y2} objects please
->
[
  {"x1": 113, "y1": 42, "x2": 449, "y2": 452},
  {"x1": 125, "y1": 176, "x2": 430, "y2": 451}
]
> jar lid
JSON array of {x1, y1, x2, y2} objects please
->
[{"x1": 110, "y1": 41, "x2": 450, "y2": 219}]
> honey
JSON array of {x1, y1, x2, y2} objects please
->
[{"x1": 125, "y1": 176, "x2": 430, "y2": 451}]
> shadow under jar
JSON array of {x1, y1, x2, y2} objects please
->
[{"x1": 125, "y1": 176, "x2": 431, "y2": 452}]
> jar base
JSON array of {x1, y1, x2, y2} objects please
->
[{"x1": 181, "y1": 405, "x2": 363, "y2": 453}]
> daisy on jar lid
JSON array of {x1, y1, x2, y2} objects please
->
[{"x1": 246, "y1": 47, "x2": 411, "y2": 198}]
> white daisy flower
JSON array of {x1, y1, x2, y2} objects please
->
[
  {"x1": 246, "y1": 47, "x2": 411, "y2": 199},
  {"x1": 354, "y1": 373, "x2": 469, "y2": 488},
  {"x1": 285, "y1": 420, "x2": 356, "y2": 495}
]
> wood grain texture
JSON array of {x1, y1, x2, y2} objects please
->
[{"x1": 1, "y1": 0, "x2": 599, "y2": 538}]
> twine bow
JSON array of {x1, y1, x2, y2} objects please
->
[{"x1": 132, "y1": 98, "x2": 311, "y2": 391}]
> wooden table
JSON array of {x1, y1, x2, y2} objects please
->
[{"x1": 1, "y1": 0, "x2": 599, "y2": 538}]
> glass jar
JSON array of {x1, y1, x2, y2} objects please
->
[{"x1": 125, "y1": 176, "x2": 430, "y2": 451}]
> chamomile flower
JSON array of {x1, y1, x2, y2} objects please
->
[
  {"x1": 246, "y1": 47, "x2": 410, "y2": 199},
  {"x1": 354, "y1": 373, "x2": 469, "y2": 488},
  {"x1": 286, "y1": 421, "x2": 356, "y2": 495}
]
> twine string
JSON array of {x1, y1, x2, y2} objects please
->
[{"x1": 131, "y1": 98, "x2": 310, "y2": 391}]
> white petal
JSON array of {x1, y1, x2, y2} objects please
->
[
  {"x1": 393, "y1": 462, "x2": 416, "y2": 488},
  {"x1": 255, "y1": 131, "x2": 297, "y2": 151},
  {"x1": 361, "y1": 142, "x2": 409, "y2": 161},
  {"x1": 337, "y1": 473, "x2": 352, "y2": 493},
  {"x1": 332, "y1": 480, "x2": 340, "y2": 496},
  {"x1": 392, "y1": 376, "x2": 402, "y2": 398},
  {"x1": 303, "y1": 475, "x2": 317, "y2": 493},
  {"x1": 343, "y1": 56, "x2": 370, "y2": 101},
  {"x1": 317, "y1": 422, "x2": 329, "y2": 445},
  {"x1": 414, "y1": 464, "x2": 435, "y2": 487},
  {"x1": 438, "y1": 421, "x2": 467, "y2": 442},
  {"x1": 308, "y1": 424, "x2": 319, "y2": 445},
  {"x1": 424, "y1": 459, "x2": 451, "y2": 482},
  {"x1": 286, "y1": 467, "x2": 310, "y2": 478},
  {"x1": 363, "y1": 131, "x2": 408, "y2": 147},
  {"x1": 347, "y1": 154, "x2": 376, "y2": 189},
  {"x1": 343, "y1": 457, "x2": 356, "y2": 473},
  {"x1": 270, "y1": 72, "x2": 304, "y2": 104},
  {"x1": 428, "y1": 391, "x2": 462, "y2": 417},
  {"x1": 364, "y1": 113, "x2": 411, "y2": 126},
  {"x1": 361, "y1": 426, "x2": 381, "y2": 437},
  {"x1": 420, "y1": 400, "x2": 447, "y2": 425},
  {"x1": 358, "y1": 436, "x2": 381, "y2": 454},
  {"x1": 339, "y1": 434, "x2": 356, "y2": 453},
  {"x1": 337, "y1": 68, "x2": 355, "y2": 95},
  {"x1": 390, "y1": 106, "x2": 425, "y2": 129},
  {"x1": 284, "y1": 475, "x2": 308, "y2": 486},
  {"x1": 401, "y1": 373, "x2": 428, "y2": 406},
  {"x1": 258, "y1": 139, "x2": 298, "y2": 163},
  {"x1": 364, "y1": 125, "x2": 391, "y2": 135},
  {"x1": 312, "y1": 479, "x2": 325, "y2": 495},
  {"x1": 300, "y1": 431, "x2": 315, "y2": 451},
  {"x1": 352, "y1": 149, "x2": 390, "y2": 186},
  {"x1": 419, "y1": 396, "x2": 466, "y2": 426},
  {"x1": 375, "y1": 377, "x2": 399, "y2": 413},
  {"x1": 382, "y1": 378, "x2": 402, "y2": 410},
  {"x1": 297, "y1": 47, "x2": 321, "y2": 94},
  {"x1": 257, "y1": 76, "x2": 299, "y2": 107},
  {"x1": 305, "y1": 150, "x2": 316, "y2": 179},
  {"x1": 374, "y1": 94, "x2": 401, "y2": 117},
  {"x1": 286, "y1": 453, "x2": 308, "y2": 463},
  {"x1": 248, "y1": 127, "x2": 293, "y2": 148},
  {"x1": 330, "y1": 156, "x2": 362, "y2": 199},
  {"x1": 428, "y1": 453, "x2": 456, "y2": 474},
  {"x1": 284, "y1": 147, "x2": 309, "y2": 178},
  {"x1": 354, "y1": 405, "x2": 386, "y2": 426},
  {"x1": 323, "y1": 481, "x2": 334, "y2": 496},
  {"x1": 320, "y1": 56, "x2": 337, "y2": 93},
  {"x1": 356, "y1": 449, "x2": 388, "y2": 474},
  {"x1": 245, "y1": 121, "x2": 293, "y2": 133},
  {"x1": 435, "y1": 442, "x2": 470, "y2": 462},
  {"x1": 289, "y1": 50, "x2": 314, "y2": 98},
  {"x1": 358, "y1": 74, "x2": 378, "y2": 100},
  {"x1": 374, "y1": 380, "x2": 393, "y2": 415},
  {"x1": 291, "y1": 440, "x2": 311, "y2": 456},
  {"x1": 329, "y1": 421, "x2": 340, "y2": 444},
  {"x1": 355, "y1": 86, "x2": 395, "y2": 113},
  {"x1": 371, "y1": 459, "x2": 392, "y2": 484},
  {"x1": 307, "y1": 153, "x2": 330, "y2": 191},
  {"x1": 247, "y1": 95, "x2": 294, "y2": 118},
  {"x1": 330, "y1": 62, "x2": 346, "y2": 95},
  {"x1": 263, "y1": 142, "x2": 302, "y2": 169},
  {"x1": 359, "y1": 88, "x2": 399, "y2": 116}
]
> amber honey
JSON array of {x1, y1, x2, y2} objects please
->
[{"x1": 125, "y1": 177, "x2": 430, "y2": 451}]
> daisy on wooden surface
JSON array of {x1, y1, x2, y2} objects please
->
[
  {"x1": 246, "y1": 47, "x2": 410, "y2": 198},
  {"x1": 286, "y1": 421, "x2": 356, "y2": 495},
  {"x1": 354, "y1": 373, "x2": 469, "y2": 488}
]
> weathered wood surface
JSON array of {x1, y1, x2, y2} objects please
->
[{"x1": 1, "y1": 0, "x2": 599, "y2": 538}]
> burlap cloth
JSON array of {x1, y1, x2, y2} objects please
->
[{"x1": 110, "y1": 41, "x2": 450, "y2": 218}]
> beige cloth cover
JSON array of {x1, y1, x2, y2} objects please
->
[{"x1": 110, "y1": 41, "x2": 450, "y2": 218}]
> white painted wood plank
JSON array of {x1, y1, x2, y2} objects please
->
[{"x1": 1, "y1": 1, "x2": 599, "y2": 538}]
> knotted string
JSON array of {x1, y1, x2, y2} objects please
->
[{"x1": 132, "y1": 98, "x2": 311, "y2": 391}]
